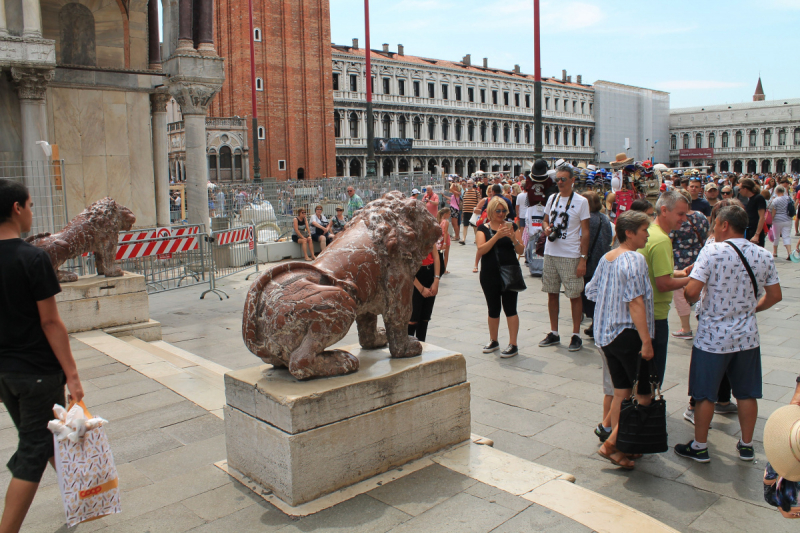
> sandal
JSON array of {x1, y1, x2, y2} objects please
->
[{"x1": 597, "y1": 444, "x2": 635, "y2": 470}]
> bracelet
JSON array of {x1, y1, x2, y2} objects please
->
[{"x1": 434, "y1": 275, "x2": 440, "y2": 279}]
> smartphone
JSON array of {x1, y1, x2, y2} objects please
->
[{"x1": 506, "y1": 222, "x2": 514, "y2": 231}]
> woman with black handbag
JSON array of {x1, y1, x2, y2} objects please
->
[
  {"x1": 476, "y1": 196, "x2": 525, "y2": 358},
  {"x1": 585, "y1": 210, "x2": 656, "y2": 470}
]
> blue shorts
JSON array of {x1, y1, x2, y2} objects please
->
[{"x1": 688, "y1": 345, "x2": 762, "y2": 402}]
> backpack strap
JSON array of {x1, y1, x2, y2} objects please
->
[{"x1": 725, "y1": 241, "x2": 758, "y2": 298}]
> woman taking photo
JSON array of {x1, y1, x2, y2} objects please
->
[
  {"x1": 292, "y1": 208, "x2": 315, "y2": 261},
  {"x1": 408, "y1": 244, "x2": 441, "y2": 343},
  {"x1": 585, "y1": 210, "x2": 655, "y2": 470},
  {"x1": 476, "y1": 197, "x2": 524, "y2": 358},
  {"x1": 310, "y1": 205, "x2": 334, "y2": 254}
]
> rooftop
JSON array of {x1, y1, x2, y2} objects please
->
[{"x1": 670, "y1": 97, "x2": 800, "y2": 114}]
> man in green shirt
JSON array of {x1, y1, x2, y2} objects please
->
[{"x1": 637, "y1": 190, "x2": 692, "y2": 385}]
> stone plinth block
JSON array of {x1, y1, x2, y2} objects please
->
[
  {"x1": 224, "y1": 343, "x2": 471, "y2": 507},
  {"x1": 55, "y1": 272, "x2": 150, "y2": 334}
]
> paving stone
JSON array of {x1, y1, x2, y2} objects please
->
[
  {"x1": 483, "y1": 429, "x2": 554, "y2": 463},
  {"x1": 98, "y1": 502, "x2": 205, "y2": 533},
  {"x1": 163, "y1": 413, "x2": 226, "y2": 445},
  {"x1": 484, "y1": 386, "x2": 565, "y2": 413},
  {"x1": 540, "y1": 397, "x2": 605, "y2": 426},
  {"x1": 675, "y1": 455, "x2": 770, "y2": 508},
  {"x1": 112, "y1": 428, "x2": 184, "y2": 464},
  {"x1": 488, "y1": 503, "x2": 592, "y2": 532},
  {"x1": 130, "y1": 434, "x2": 226, "y2": 482},
  {"x1": 185, "y1": 500, "x2": 293, "y2": 533},
  {"x1": 385, "y1": 491, "x2": 517, "y2": 533},
  {"x1": 89, "y1": 367, "x2": 150, "y2": 389},
  {"x1": 83, "y1": 379, "x2": 165, "y2": 408},
  {"x1": 79, "y1": 361, "x2": 131, "y2": 380},
  {"x1": 280, "y1": 494, "x2": 411, "y2": 533},
  {"x1": 530, "y1": 420, "x2": 604, "y2": 456},
  {"x1": 687, "y1": 496, "x2": 797, "y2": 533},
  {"x1": 463, "y1": 481, "x2": 532, "y2": 513},
  {"x1": 367, "y1": 463, "x2": 477, "y2": 516},
  {"x1": 105, "y1": 400, "x2": 208, "y2": 440},
  {"x1": 471, "y1": 397, "x2": 560, "y2": 437},
  {"x1": 181, "y1": 482, "x2": 259, "y2": 521}
]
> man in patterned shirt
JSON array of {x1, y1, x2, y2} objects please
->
[
  {"x1": 345, "y1": 187, "x2": 364, "y2": 219},
  {"x1": 675, "y1": 205, "x2": 782, "y2": 463}
]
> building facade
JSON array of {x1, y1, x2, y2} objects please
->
[
  {"x1": 332, "y1": 42, "x2": 596, "y2": 177},
  {"x1": 669, "y1": 80, "x2": 800, "y2": 174},
  {"x1": 210, "y1": 0, "x2": 337, "y2": 180}
]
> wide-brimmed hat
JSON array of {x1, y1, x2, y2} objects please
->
[
  {"x1": 764, "y1": 405, "x2": 800, "y2": 481},
  {"x1": 530, "y1": 159, "x2": 549, "y2": 178},
  {"x1": 610, "y1": 152, "x2": 634, "y2": 168}
]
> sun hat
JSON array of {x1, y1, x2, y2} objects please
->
[
  {"x1": 763, "y1": 404, "x2": 800, "y2": 481},
  {"x1": 411, "y1": 188, "x2": 420, "y2": 195},
  {"x1": 610, "y1": 152, "x2": 634, "y2": 168}
]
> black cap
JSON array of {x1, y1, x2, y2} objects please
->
[{"x1": 530, "y1": 159, "x2": 549, "y2": 178}]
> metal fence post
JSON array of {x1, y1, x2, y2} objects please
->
[
  {"x1": 246, "y1": 224, "x2": 259, "y2": 281},
  {"x1": 200, "y1": 233, "x2": 229, "y2": 300}
]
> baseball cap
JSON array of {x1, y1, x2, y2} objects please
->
[
  {"x1": 704, "y1": 182, "x2": 718, "y2": 191},
  {"x1": 411, "y1": 188, "x2": 420, "y2": 195}
]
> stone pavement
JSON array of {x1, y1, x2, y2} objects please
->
[{"x1": 145, "y1": 237, "x2": 800, "y2": 532}]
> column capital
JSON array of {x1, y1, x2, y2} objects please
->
[
  {"x1": 11, "y1": 67, "x2": 54, "y2": 100},
  {"x1": 167, "y1": 81, "x2": 221, "y2": 115},
  {"x1": 150, "y1": 90, "x2": 172, "y2": 113}
]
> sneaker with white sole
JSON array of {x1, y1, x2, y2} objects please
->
[
  {"x1": 500, "y1": 344, "x2": 518, "y2": 358},
  {"x1": 483, "y1": 340, "x2": 500, "y2": 353},
  {"x1": 737, "y1": 441, "x2": 755, "y2": 461},
  {"x1": 538, "y1": 333, "x2": 560, "y2": 347},
  {"x1": 568, "y1": 335, "x2": 582, "y2": 352},
  {"x1": 672, "y1": 330, "x2": 693, "y2": 340},
  {"x1": 674, "y1": 441, "x2": 711, "y2": 463},
  {"x1": 683, "y1": 408, "x2": 695, "y2": 425},
  {"x1": 714, "y1": 402, "x2": 738, "y2": 414}
]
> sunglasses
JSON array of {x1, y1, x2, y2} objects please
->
[
  {"x1": 721, "y1": 190, "x2": 732, "y2": 195},
  {"x1": 494, "y1": 209, "x2": 508, "y2": 214},
  {"x1": 555, "y1": 177, "x2": 571, "y2": 183}
]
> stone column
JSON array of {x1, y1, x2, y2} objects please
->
[
  {"x1": 148, "y1": 0, "x2": 162, "y2": 69},
  {"x1": 176, "y1": 0, "x2": 195, "y2": 52},
  {"x1": 0, "y1": 0, "x2": 9, "y2": 37},
  {"x1": 167, "y1": 82, "x2": 220, "y2": 228},
  {"x1": 21, "y1": 0, "x2": 42, "y2": 38},
  {"x1": 196, "y1": 0, "x2": 214, "y2": 55},
  {"x1": 151, "y1": 90, "x2": 171, "y2": 226}
]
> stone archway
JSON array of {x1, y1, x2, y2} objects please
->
[
  {"x1": 382, "y1": 158, "x2": 394, "y2": 176},
  {"x1": 747, "y1": 160, "x2": 756, "y2": 173},
  {"x1": 428, "y1": 158, "x2": 437, "y2": 172},
  {"x1": 455, "y1": 159, "x2": 464, "y2": 176},
  {"x1": 398, "y1": 158, "x2": 409, "y2": 172},
  {"x1": 442, "y1": 159, "x2": 451, "y2": 174},
  {"x1": 733, "y1": 160, "x2": 743, "y2": 173},
  {"x1": 467, "y1": 159, "x2": 476, "y2": 177},
  {"x1": 720, "y1": 161, "x2": 729, "y2": 172},
  {"x1": 480, "y1": 159, "x2": 488, "y2": 172},
  {"x1": 792, "y1": 159, "x2": 800, "y2": 173},
  {"x1": 776, "y1": 159, "x2": 786, "y2": 173},
  {"x1": 350, "y1": 158, "x2": 362, "y2": 177}
]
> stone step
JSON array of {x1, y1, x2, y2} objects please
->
[{"x1": 72, "y1": 330, "x2": 228, "y2": 419}]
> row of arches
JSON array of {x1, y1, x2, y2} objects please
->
[
  {"x1": 334, "y1": 156, "x2": 586, "y2": 178},
  {"x1": 334, "y1": 111, "x2": 593, "y2": 148},
  {"x1": 681, "y1": 159, "x2": 800, "y2": 174},
  {"x1": 207, "y1": 146, "x2": 244, "y2": 181},
  {"x1": 671, "y1": 128, "x2": 800, "y2": 150}
]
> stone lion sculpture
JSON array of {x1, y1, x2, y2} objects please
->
[
  {"x1": 243, "y1": 191, "x2": 442, "y2": 380},
  {"x1": 26, "y1": 197, "x2": 136, "y2": 283}
]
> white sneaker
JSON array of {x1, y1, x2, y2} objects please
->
[{"x1": 683, "y1": 408, "x2": 695, "y2": 425}]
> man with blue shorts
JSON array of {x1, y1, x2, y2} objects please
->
[{"x1": 675, "y1": 204, "x2": 781, "y2": 463}]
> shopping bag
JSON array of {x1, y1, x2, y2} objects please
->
[{"x1": 49, "y1": 401, "x2": 121, "y2": 527}]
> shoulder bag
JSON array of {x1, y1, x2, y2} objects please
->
[
  {"x1": 488, "y1": 226, "x2": 527, "y2": 292},
  {"x1": 725, "y1": 241, "x2": 758, "y2": 298},
  {"x1": 615, "y1": 358, "x2": 669, "y2": 455},
  {"x1": 535, "y1": 194, "x2": 557, "y2": 256},
  {"x1": 788, "y1": 197, "x2": 797, "y2": 218}
]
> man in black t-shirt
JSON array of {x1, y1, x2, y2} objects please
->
[
  {"x1": 688, "y1": 179, "x2": 711, "y2": 218},
  {"x1": 738, "y1": 178, "x2": 767, "y2": 247},
  {"x1": 0, "y1": 179, "x2": 84, "y2": 532},
  {"x1": 479, "y1": 175, "x2": 489, "y2": 198}
]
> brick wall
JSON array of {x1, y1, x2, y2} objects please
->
[{"x1": 211, "y1": 0, "x2": 336, "y2": 181}]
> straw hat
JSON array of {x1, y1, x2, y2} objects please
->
[
  {"x1": 764, "y1": 404, "x2": 800, "y2": 481},
  {"x1": 610, "y1": 152, "x2": 634, "y2": 168}
]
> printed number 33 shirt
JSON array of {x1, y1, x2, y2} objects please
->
[{"x1": 690, "y1": 238, "x2": 780, "y2": 354}]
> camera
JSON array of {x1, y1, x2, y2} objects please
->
[{"x1": 548, "y1": 211, "x2": 569, "y2": 241}]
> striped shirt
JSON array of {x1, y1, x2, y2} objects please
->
[
  {"x1": 585, "y1": 251, "x2": 655, "y2": 348},
  {"x1": 462, "y1": 188, "x2": 480, "y2": 216}
]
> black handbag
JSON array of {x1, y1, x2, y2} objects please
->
[
  {"x1": 615, "y1": 357, "x2": 669, "y2": 455},
  {"x1": 489, "y1": 227, "x2": 527, "y2": 292}
]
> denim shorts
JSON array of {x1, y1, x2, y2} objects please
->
[
  {"x1": 0, "y1": 373, "x2": 66, "y2": 482},
  {"x1": 688, "y1": 345, "x2": 762, "y2": 402}
]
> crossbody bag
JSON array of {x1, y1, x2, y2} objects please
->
[{"x1": 725, "y1": 241, "x2": 758, "y2": 298}]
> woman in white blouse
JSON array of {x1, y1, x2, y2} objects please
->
[{"x1": 585, "y1": 210, "x2": 656, "y2": 470}]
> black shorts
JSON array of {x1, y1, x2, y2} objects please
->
[
  {"x1": 311, "y1": 232, "x2": 332, "y2": 242},
  {"x1": 0, "y1": 372, "x2": 66, "y2": 483},
  {"x1": 600, "y1": 329, "x2": 651, "y2": 394},
  {"x1": 291, "y1": 234, "x2": 301, "y2": 243}
]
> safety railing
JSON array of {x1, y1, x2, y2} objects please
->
[{"x1": 201, "y1": 225, "x2": 259, "y2": 300}]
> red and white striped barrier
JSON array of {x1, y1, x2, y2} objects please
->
[
  {"x1": 214, "y1": 227, "x2": 254, "y2": 247},
  {"x1": 115, "y1": 226, "x2": 200, "y2": 260}
]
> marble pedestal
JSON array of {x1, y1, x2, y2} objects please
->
[
  {"x1": 223, "y1": 343, "x2": 471, "y2": 507},
  {"x1": 55, "y1": 272, "x2": 161, "y2": 341}
]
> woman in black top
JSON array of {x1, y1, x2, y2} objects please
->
[
  {"x1": 739, "y1": 178, "x2": 767, "y2": 247},
  {"x1": 476, "y1": 196, "x2": 524, "y2": 357}
]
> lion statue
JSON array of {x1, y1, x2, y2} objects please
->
[
  {"x1": 243, "y1": 191, "x2": 442, "y2": 380},
  {"x1": 26, "y1": 197, "x2": 136, "y2": 283}
]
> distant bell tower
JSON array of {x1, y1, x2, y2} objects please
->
[{"x1": 753, "y1": 77, "x2": 765, "y2": 102}]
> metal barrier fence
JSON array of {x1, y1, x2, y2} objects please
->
[
  {"x1": 204, "y1": 172, "x2": 442, "y2": 243},
  {"x1": 201, "y1": 225, "x2": 259, "y2": 300}
]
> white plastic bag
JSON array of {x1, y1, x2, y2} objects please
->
[{"x1": 49, "y1": 402, "x2": 121, "y2": 527}]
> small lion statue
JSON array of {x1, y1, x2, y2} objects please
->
[
  {"x1": 243, "y1": 191, "x2": 442, "y2": 380},
  {"x1": 26, "y1": 198, "x2": 136, "y2": 283}
]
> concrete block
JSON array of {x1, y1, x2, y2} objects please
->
[
  {"x1": 225, "y1": 382, "x2": 470, "y2": 506},
  {"x1": 224, "y1": 343, "x2": 470, "y2": 507},
  {"x1": 56, "y1": 272, "x2": 151, "y2": 333},
  {"x1": 224, "y1": 344, "x2": 467, "y2": 434}
]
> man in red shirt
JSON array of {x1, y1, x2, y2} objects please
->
[{"x1": 423, "y1": 187, "x2": 439, "y2": 218}]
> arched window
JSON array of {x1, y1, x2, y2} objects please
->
[
  {"x1": 696, "y1": 133, "x2": 702, "y2": 148},
  {"x1": 480, "y1": 121, "x2": 487, "y2": 142},
  {"x1": 580, "y1": 130, "x2": 586, "y2": 146},
  {"x1": 670, "y1": 135, "x2": 677, "y2": 150},
  {"x1": 59, "y1": 3, "x2": 96, "y2": 66},
  {"x1": 525, "y1": 124, "x2": 530, "y2": 144},
  {"x1": 572, "y1": 129, "x2": 577, "y2": 146},
  {"x1": 234, "y1": 149, "x2": 243, "y2": 179},
  {"x1": 207, "y1": 149, "x2": 217, "y2": 181},
  {"x1": 795, "y1": 128, "x2": 800, "y2": 145},
  {"x1": 503, "y1": 123, "x2": 509, "y2": 143},
  {"x1": 382, "y1": 114, "x2": 391, "y2": 138},
  {"x1": 709, "y1": 133, "x2": 715, "y2": 148},
  {"x1": 735, "y1": 131, "x2": 743, "y2": 147},
  {"x1": 349, "y1": 112, "x2": 359, "y2": 138},
  {"x1": 764, "y1": 128, "x2": 772, "y2": 146},
  {"x1": 256, "y1": 78, "x2": 264, "y2": 91},
  {"x1": 514, "y1": 124, "x2": 520, "y2": 144},
  {"x1": 749, "y1": 130, "x2": 757, "y2": 147},
  {"x1": 220, "y1": 146, "x2": 232, "y2": 169},
  {"x1": 467, "y1": 120, "x2": 474, "y2": 141},
  {"x1": 554, "y1": 127, "x2": 560, "y2": 145},
  {"x1": 545, "y1": 127, "x2": 551, "y2": 145},
  {"x1": 779, "y1": 128, "x2": 786, "y2": 146},
  {"x1": 333, "y1": 111, "x2": 341, "y2": 138},
  {"x1": 441, "y1": 118, "x2": 449, "y2": 141},
  {"x1": 455, "y1": 119, "x2": 462, "y2": 141},
  {"x1": 297, "y1": 168, "x2": 305, "y2": 180},
  {"x1": 563, "y1": 128, "x2": 569, "y2": 146},
  {"x1": 254, "y1": 28, "x2": 262, "y2": 41},
  {"x1": 257, "y1": 126, "x2": 265, "y2": 140},
  {"x1": 492, "y1": 122, "x2": 498, "y2": 143},
  {"x1": 399, "y1": 116, "x2": 407, "y2": 138},
  {"x1": 682, "y1": 134, "x2": 689, "y2": 149},
  {"x1": 428, "y1": 117, "x2": 436, "y2": 140},
  {"x1": 413, "y1": 117, "x2": 421, "y2": 140},
  {"x1": 722, "y1": 132, "x2": 729, "y2": 147}
]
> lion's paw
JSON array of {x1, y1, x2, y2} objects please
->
[
  {"x1": 391, "y1": 337, "x2": 423, "y2": 359},
  {"x1": 57, "y1": 270, "x2": 78, "y2": 283}
]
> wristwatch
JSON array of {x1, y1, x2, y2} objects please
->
[
  {"x1": 434, "y1": 275, "x2": 441, "y2": 279},
  {"x1": 579, "y1": 254, "x2": 587, "y2": 260}
]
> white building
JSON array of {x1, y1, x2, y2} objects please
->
[
  {"x1": 331, "y1": 42, "x2": 597, "y2": 177},
  {"x1": 669, "y1": 79, "x2": 800, "y2": 174}
]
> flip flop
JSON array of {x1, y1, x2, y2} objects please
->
[{"x1": 597, "y1": 446, "x2": 635, "y2": 470}]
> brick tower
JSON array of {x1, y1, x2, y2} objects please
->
[
  {"x1": 212, "y1": 0, "x2": 337, "y2": 180},
  {"x1": 753, "y1": 77, "x2": 765, "y2": 102}
]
